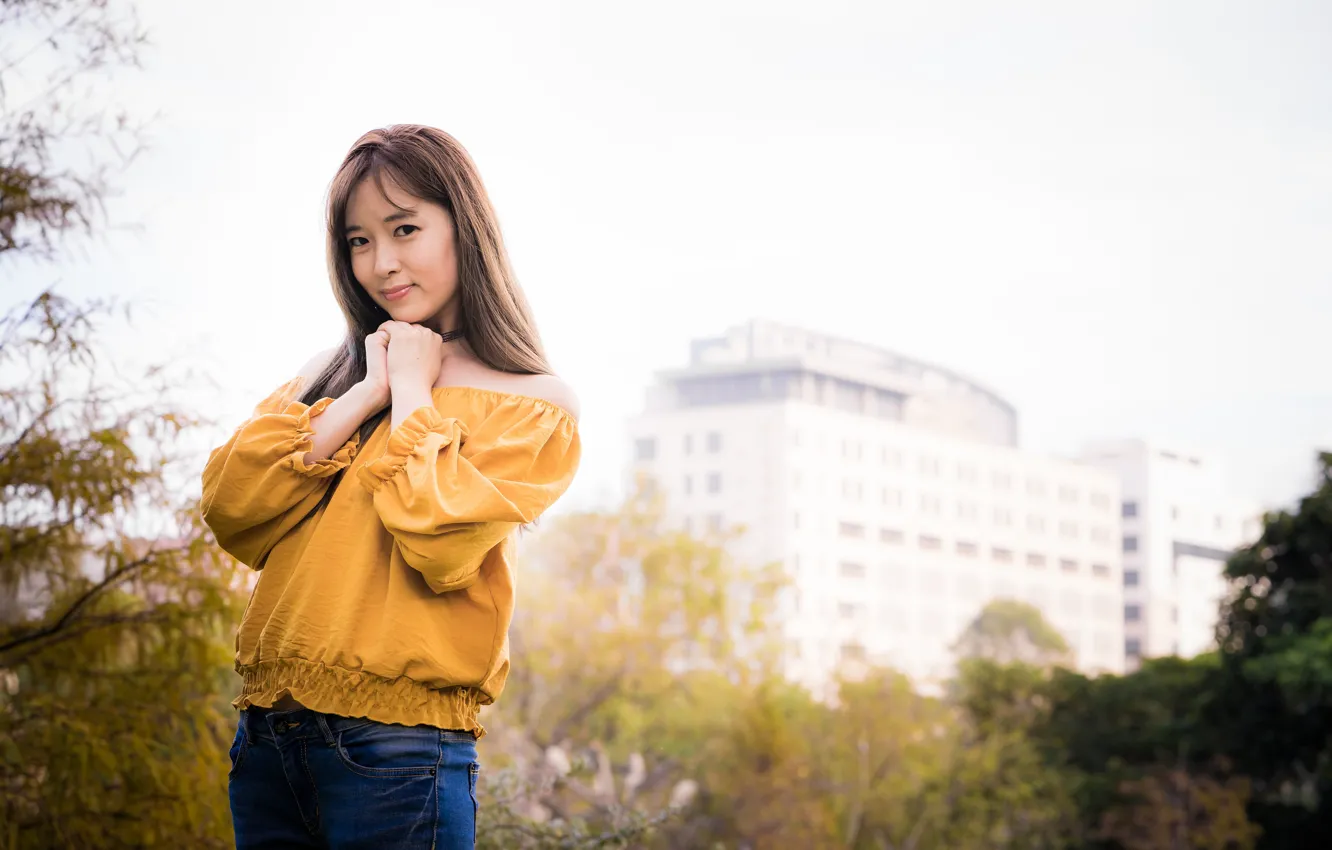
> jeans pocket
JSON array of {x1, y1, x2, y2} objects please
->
[
  {"x1": 334, "y1": 721, "x2": 440, "y2": 779},
  {"x1": 227, "y1": 719, "x2": 248, "y2": 777}
]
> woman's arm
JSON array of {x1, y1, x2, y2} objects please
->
[
  {"x1": 200, "y1": 342, "x2": 385, "y2": 569},
  {"x1": 304, "y1": 333, "x2": 391, "y2": 461},
  {"x1": 356, "y1": 399, "x2": 581, "y2": 593}
]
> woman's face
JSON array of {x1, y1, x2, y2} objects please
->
[{"x1": 344, "y1": 175, "x2": 460, "y2": 331}]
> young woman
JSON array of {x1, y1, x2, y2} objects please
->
[{"x1": 202, "y1": 124, "x2": 581, "y2": 849}]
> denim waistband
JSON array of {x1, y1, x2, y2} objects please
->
[{"x1": 240, "y1": 705, "x2": 380, "y2": 746}]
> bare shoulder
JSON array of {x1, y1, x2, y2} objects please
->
[
  {"x1": 513, "y1": 373, "x2": 580, "y2": 421},
  {"x1": 295, "y1": 345, "x2": 341, "y2": 388}
]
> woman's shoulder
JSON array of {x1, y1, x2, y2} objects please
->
[
  {"x1": 512, "y1": 373, "x2": 580, "y2": 422},
  {"x1": 294, "y1": 345, "x2": 343, "y2": 388},
  {"x1": 444, "y1": 364, "x2": 580, "y2": 422}
]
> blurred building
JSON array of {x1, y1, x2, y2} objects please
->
[
  {"x1": 1078, "y1": 440, "x2": 1264, "y2": 669},
  {"x1": 626, "y1": 319, "x2": 1126, "y2": 697}
]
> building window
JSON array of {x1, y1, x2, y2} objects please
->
[
  {"x1": 1026, "y1": 479, "x2": 1045, "y2": 497},
  {"x1": 1090, "y1": 492, "x2": 1110, "y2": 509},
  {"x1": 1026, "y1": 553, "x2": 1046, "y2": 568},
  {"x1": 1091, "y1": 526, "x2": 1111, "y2": 544},
  {"x1": 1122, "y1": 501, "x2": 1138, "y2": 518},
  {"x1": 992, "y1": 547, "x2": 1013, "y2": 563},
  {"x1": 706, "y1": 431, "x2": 722, "y2": 453},
  {"x1": 683, "y1": 475, "x2": 692, "y2": 495},
  {"x1": 707, "y1": 473, "x2": 722, "y2": 494},
  {"x1": 1172, "y1": 606, "x2": 1178, "y2": 623},
  {"x1": 957, "y1": 502, "x2": 979, "y2": 522},
  {"x1": 1091, "y1": 563, "x2": 1111, "y2": 578},
  {"x1": 706, "y1": 513, "x2": 723, "y2": 532},
  {"x1": 839, "y1": 562, "x2": 866, "y2": 579},
  {"x1": 919, "y1": 535, "x2": 942, "y2": 551},
  {"x1": 1027, "y1": 515, "x2": 1045, "y2": 534},
  {"x1": 1171, "y1": 505, "x2": 1181, "y2": 521},
  {"x1": 919, "y1": 494, "x2": 941, "y2": 514},
  {"x1": 838, "y1": 603, "x2": 857, "y2": 618},
  {"x1": 1060, "y1": 558, "x2": 1078, "y2": 573},
  {"x1": 1058, "y1": 485, "x2": 1078, "y2": 504},
  {"x1": 838, "y1": 521, "x2": 865, "y2": 539},
  {"x1": 634, "y1": 438, "x2": 656, "y2": 461},
  {"x1": 957, "y1": 463, "x2": 978, "y2": 483},
  {"x1": 882, "y1": 488, "x2": 902, "y2": 508},
  {"x1": 684, "y1": 434, "x2": 693, "y2": 455},
  {"x1": 992, "y1": 471, "x2": 1012, "y2": 490},
  {"x1": 1058, "y1": 520, "x2": 1078, "y2": 539},
  {"x1": 1125, "y1": 604, "x2": 1141, "y2": 622},
  {"x1": 957, "y1": 541, "x2": 978, "y2": 557},
  {"x1": 1123, "y1": 535, "x2": 1139, "y2": 553},
  {"x1": 993, "y1": 507, "x2": 1013, "y2": 526},
  {"x1": 880, "y1": 528, "x2": 904, "y2": 545},
  {"x1": 1126, "y1": 638, "x2": 1142, "y2": 657},
  {"x1": 842, "y1": 480, "x2": 863, "y2": 501},
  {"x1": 1124, "y1": 570, "x2": 1139, "y2": 587},
  {"x1": 793, "y1": 513, "x2": 800, "y2": 529}
]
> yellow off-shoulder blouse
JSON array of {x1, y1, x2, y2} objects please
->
[{"x1": 200, "y1": 378, "x2": 580, "y2": 737}]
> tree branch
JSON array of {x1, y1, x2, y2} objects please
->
[{"x1": 0, "y1": 542, "x2": 190, "y2": 658}]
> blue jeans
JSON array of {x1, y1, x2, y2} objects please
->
[{"x1": 228, "y1": 705, "x2": 479, "y2": 849}]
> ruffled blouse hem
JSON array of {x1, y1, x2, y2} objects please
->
[
  {"x1": 233, "y1": 656, "x2": 486, "y2": 737},
  {"x1": 282, "y1": 397, "x2": 360, "y2": 478},
  {"x1": 356, "y1": 405, "x2": 468, "y2": 493}
]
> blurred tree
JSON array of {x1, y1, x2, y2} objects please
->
[
  {"x1": 954, "y1": 598, "x2": 1072, "y2": 667},
  {"x1": 476, "y1": 484, "x2": 788, "y2": 847},
  {"x1": 1213, "y1": 453, "x2": 1332, "y2": 847},
  {"x1": 939, "y1": 658, "x2": 1081, "y2": 850},
  {"x1": 0, "y1": 291, "x2": 243, "y2": 848},
  {"x1": 1, "y1": 0, "x2": 150, "y2": 260},
  {"x1": 1096, "y1": 764, "x2": 1261, "y2": 850},
  {"x1": 0, "y1": 3, "x2": 241, "y2": 846},
  {"x1": 831, "y1": 668, "x2": 953, "y2": 850}
]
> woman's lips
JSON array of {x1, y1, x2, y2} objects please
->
[{"x1": 383, "y1": 283, "x2": 414, "y2": 301}]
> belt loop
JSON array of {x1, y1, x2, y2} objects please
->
[
  {"x1": 313, "y1": 712, "x2": 336, "y2": 747},
  {"x1": 239, "y1": 706, "x2": 251, "y2": 741}
]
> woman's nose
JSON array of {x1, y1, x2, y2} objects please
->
[{"x1": 374, "y1": 244, "x2": 402, "y2": 277}]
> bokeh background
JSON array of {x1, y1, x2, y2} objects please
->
[{"x1": 3, "y1": 1, "x2": 1331, "y2": 848}]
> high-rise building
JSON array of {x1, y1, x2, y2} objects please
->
[
  {"x1": 626, "y1": 320, "x2": 1125, "y2": 696},
  {"x1": 1078, "y1": 439, "x2": 1263, "y2": 668}
]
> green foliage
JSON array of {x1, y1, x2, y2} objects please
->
[
  {"x1": 0, "y1": 292, "x2": 244, "y2": 848},
  {"x1": 1211, "y1": 453, "x2": 1332, "y2": 845},
  {"x1": 0, "y1": 0, "x2": 149, "y2": 259},
  {"x1": 954, "y1": 598, "x2": 1072, "y2": 667}
]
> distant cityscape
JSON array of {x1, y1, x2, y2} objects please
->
[{"x1": 625, "y1": 320, "x2": 1262, "y2": 695}]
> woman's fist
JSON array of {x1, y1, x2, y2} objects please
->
[
  {"x1": 379, "y1": 321, "x2": 444, "y2": 393},
  {"x1": 360, "y1": 328, "x2": 392, "y2": 409}
]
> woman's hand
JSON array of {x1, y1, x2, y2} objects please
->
[
  {"x1": 380, "y1": 321, "x2": 444, "y2": 394},
  {"x1": 357, "y1": 328, "x2": 392, "y2": 412}
]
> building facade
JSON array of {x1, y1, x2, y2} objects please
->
[
  {"x1": 1078, "y1": 439, "x2": 1263, "y2": 668},
  {"x1": 627, "y1": 320, "x2": 1126, "y2": 695}
]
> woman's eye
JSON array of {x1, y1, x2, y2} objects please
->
[
  {"x1": 348, "y1": 236, "x2": 368, "y2": 248},
  {"x1": 394, "y1": 224, "x2": 419, "y2": 237}
]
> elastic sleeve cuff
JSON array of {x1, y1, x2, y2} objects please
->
[
  {"x1": 356, "y1": 405, "x2": 468, "y2": 493},
  {"x1": 282, "y1": 398, "x2": 361, "y2": 478}
]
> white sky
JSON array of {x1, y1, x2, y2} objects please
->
[{"x1": 8, "y1": 0, "x2": 1331, "y2": 511}]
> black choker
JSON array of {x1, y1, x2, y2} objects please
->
[{"x1": 438, "y1": 328, "x2": 465, "y2": 343}]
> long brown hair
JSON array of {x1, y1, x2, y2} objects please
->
[{"x1": 299, "y1": 124, "x2": 550, "y2": 448}]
